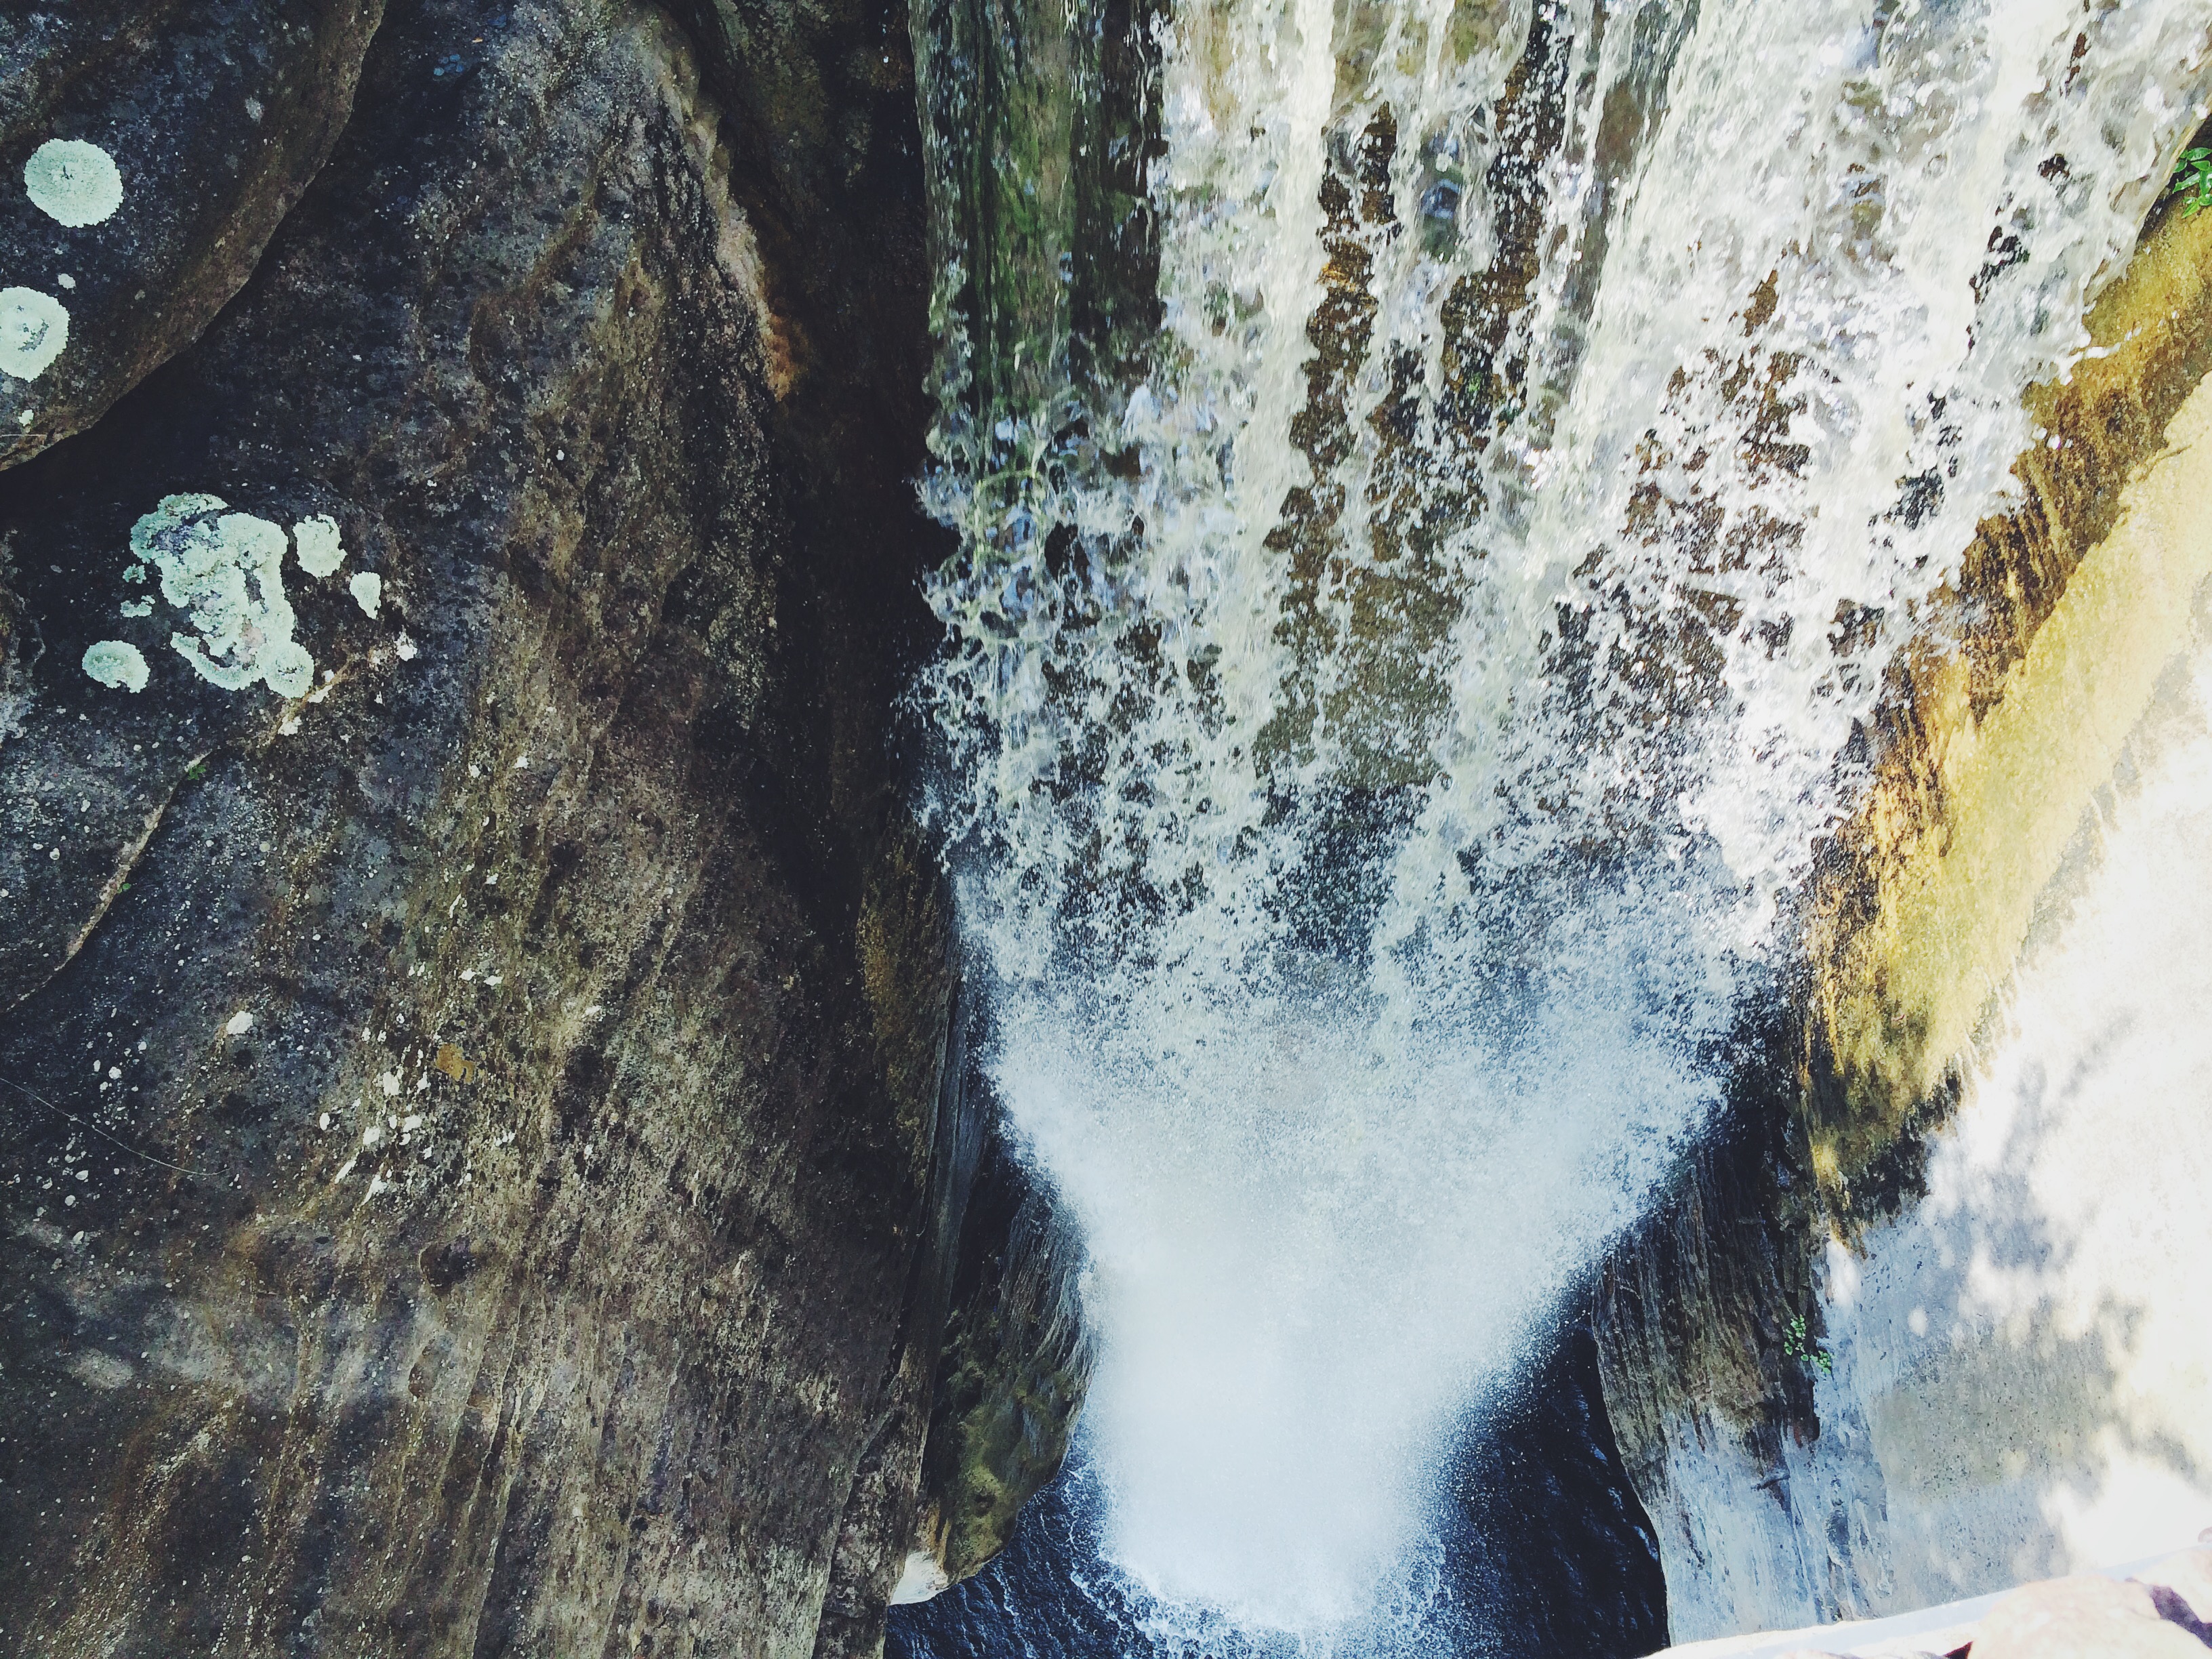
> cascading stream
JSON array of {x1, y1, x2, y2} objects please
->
[{"x1": 911, "y1": 0, "x2": 2211, "y2": 1633}]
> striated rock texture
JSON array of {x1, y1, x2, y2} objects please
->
[
  {"x1": 1797, "y1": 194, "x2": 2212, "y2": 1217},
  {"x1": 0, "y1": 1, "x2": 1070, "y2": 1654},
  {"x1": 1595, "y1": 166, "x2": 2212, "y2": 1643}
]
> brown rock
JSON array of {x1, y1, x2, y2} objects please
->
[{"x1": 0, "y1": 2, "x2": 1038, "y2": 1657}]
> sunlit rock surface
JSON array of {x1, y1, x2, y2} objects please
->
[
  {"x1": 1646, "y1": 1545, "x2": 2212, "y2": 1657},
  {"x1": 0, "y1": 1, "x2": 1069, "y2": 1654},
  {"x1": 1599, "y1": 182, "x2": 2212, "y2": 1645}
]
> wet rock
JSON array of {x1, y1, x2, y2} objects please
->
[
  {"x1": 1594, "y1": 181, "x2": 2212, "y2": 1646},
  {"x1": 905, "y1": 1128, "x2": 1092, "y2": 1595},
  {"x1": 0, "y1": 1, "x2": 385, "y2": 466},
  {"x1": 0, "y1": 1, "x2": 969, "y2": 1655}
]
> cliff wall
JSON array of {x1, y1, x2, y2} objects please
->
[
  {"x1": 0, "y1": 3, "x2": 1074, "y2": 1653},
  {"x1": 1597, "y1": 179, "x2": 2212, "y2": 1644}
]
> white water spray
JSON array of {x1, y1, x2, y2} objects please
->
[{"x1": 914, "y1": 0, "x2": 2211, "y2": 1630}]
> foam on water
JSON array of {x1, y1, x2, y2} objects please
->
[{"x1": 913, "y1": 0, "x2": 2211, "y2": 1632}]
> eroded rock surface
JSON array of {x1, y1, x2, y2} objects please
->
[
  {"x1": 0, "y1": 1, "x2": 1001, "y2": 1654},
  {"x1": 906, "y1": 1130, "x2": 1091, "y2": 1595},
  {"x1": 1594, "y1": 167, "x2": 2212, "y2": 1647}
]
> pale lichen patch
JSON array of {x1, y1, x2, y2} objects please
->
[
  {"x1": 81, "y1": 640, "x2": 148, "y2": 693},
  {"x1": 23, "y1": 140, "x2": 123, "y2": 227},
  {"x1": 131, "y1": 494, "x2": 314, "y2": 697},
  {"x1": 293, "y1": 515, "x2": 346, "y2": 578},
  {"x1": 348, "y1": 571, "x2": 382, "y2": 617},
  {"x1": 0, "y1": 287, "x2": 68, "y2": 380}
]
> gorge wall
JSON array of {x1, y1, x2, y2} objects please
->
[
  {"x1": 1596, "y1": 167, "x2": 2212, "y2": 1645},
  {"x1": 0, "y1": 3, "x2": 1077, "y2": 1654}
]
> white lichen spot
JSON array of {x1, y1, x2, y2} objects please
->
[
  {"x1": 24, "y1": 140, "x2": 123, "y2": 228},
  {"x1": 0, "y1": 287, "x2": 68, "y2": 380},
  {"x1": 319, "y1": 1111, "x2": 331, "y2": 1131},
  {"x1": 333, "y1": 1155, "x2": 357, "y2": 1182},
  {"x1": 363, "y1": 1124, "x2": 384, "y2": 1148},
  {"x1": 119, "y1": 598, "x2": 152, "y2": 618},
  {"x1": 379, "y1": 1069, "x2": 401, "y2": 1097},
  {"x1": 279, "y1": 715, "x2": 300, "y2": 735},
  {"x1": 81, "y1": 640, "x2": 148, "y2": 693},
  {"x1": 131, "y1": 494, "x2": 314, "y2": 696},
  {"x1": 56, "y1": 272, "x2": 75, "y2": 291},
  {"x1": 292, "y1": 514, "x2": 346, "y2": 578},
  {"x1": 224, "y1": 1010, "x2": 254, "y2": 1036},
  {"x1": 394, "y1": 632, "x2": 417, "y2": 661},
  {"x1": 348, "y1": 570, "x2": 382, "y2": 617},
  {"x1": 123, "y1": 564, "x2": 146, "y2": 583},
  {"x1": 400, "y1": 1114, "x2": 422, "y2": 1132}
]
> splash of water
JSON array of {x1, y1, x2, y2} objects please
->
[{"x1": 913, "y1": 0, "x2": 2210, "y2": 1629}]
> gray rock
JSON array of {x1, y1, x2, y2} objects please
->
[
  {"x1": 0, "y1": 2, "x2": 1022, "y2": 1656},
  {"x1": 0, "y1": 2, "x2": 385, "y2": 466}
]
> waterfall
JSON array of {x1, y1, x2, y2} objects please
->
[{"x1": 910, "y1": 0, "x2": 2210, "y2": 1631}]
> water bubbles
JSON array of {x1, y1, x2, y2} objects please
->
[{"x1": 914, "y1": 0, "x2": 2210, "y2": 1629}]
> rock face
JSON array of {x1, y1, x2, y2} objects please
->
[
  {"x1": 0, "y1": 1, "x2": 1068, "y2": 1654},
  {"x1": 1641, "y1": 1546, "x2": 2212, "y2": 1656},
  {"x1": 0, "y1": 2, "x2": 386, "y2": 465},
  {"x1": 1594, "y1": 181, "x2": 2212, "y2": 1643},
  {"x1": 905, "y1": 1129, "x2": 1092, "y2": 1597}
]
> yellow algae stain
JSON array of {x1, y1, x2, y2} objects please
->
[{"x1": 1803, "y1": 202, "x2": 2212, "y2": 1208}]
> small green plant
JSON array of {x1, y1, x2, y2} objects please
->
[
  {"x1": 1783, "y1": 1313, "x2": 1833, "y2": 1378},
  {"x1": 2171, "y1": 147, "x2": 2212, "y2": 218},
  {"x1": 184, "y1": 761, "x2": 207, "y2": 782}
]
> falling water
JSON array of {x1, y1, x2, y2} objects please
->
[{"x1": 908, "y1": 0, "x2": 2210, "y2": 1637}]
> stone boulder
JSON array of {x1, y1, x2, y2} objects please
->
[
  {"x1": 0, "y1": 1, "x2": 1032, "y2": 1654},
  {"x1": 1, "y1": 1, "x2": 385, "y2": 466}
]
